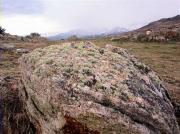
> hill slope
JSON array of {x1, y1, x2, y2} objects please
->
[
  {"x1": 134, "y1": 15, "x2": 180, "y2": 34},
  {"x1": 119, "y1": 15, "x2": 180, "y2": 42}
]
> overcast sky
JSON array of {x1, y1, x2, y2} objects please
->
[{"x1": 0, "y1": 0, "x2": 180, "y2": 36}]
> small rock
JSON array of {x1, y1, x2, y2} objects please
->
[
  {"x1": 16, "y1": 48, "x2": 30, "y2": 54},
  {"x1": 0, "y1": 43, "x2": 14, "y2": 51}
]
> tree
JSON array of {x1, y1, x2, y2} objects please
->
[
  {"x1": 30, "y1": 33, "x2": 41, "y2": 38},
  {"x1": 0, "y1": 26, "x2": 5, "y2": 35}
]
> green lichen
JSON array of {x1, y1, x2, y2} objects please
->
[{"x1": 45, "y1": 59, "x2": 54, "y2": 65}]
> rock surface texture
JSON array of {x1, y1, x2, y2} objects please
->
[{"x1": 19, "y1": 42, "x2": 179, "y2": 134}]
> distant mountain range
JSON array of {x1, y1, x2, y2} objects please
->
[
  {"x1": 48, "y1": 27, "x2": 128, "y2": 40},
  {"x1": 49, "y1": 15, "x2": 180, "y2": 41}
]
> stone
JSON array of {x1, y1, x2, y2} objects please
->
[
  {"x1": 16, "y1": 48, "x2": 30, "y2": 53},
  {"x1": 0, "y1": 43, "x2": 14, "y2": 51},
  {"x1": 19, "y1": 42, "x2": 179, "y2": 134}
]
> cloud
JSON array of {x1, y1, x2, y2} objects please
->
[
  {"x1": 2, "y1": 0, "x2": 43, "y2": 15},
  {"x1": 41, "y1": 0, "x2": 180, "y2": 30},
  {"x1": 1, "y1": 15, "x2": 66, "y2": 36},
  {"x1": 1, "y1": 0, "x2": 180, "y2": 35}
]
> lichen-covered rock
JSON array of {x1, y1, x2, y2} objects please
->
[{"x1": 19, "y1": 42, "x2": 179, "y2": 134}]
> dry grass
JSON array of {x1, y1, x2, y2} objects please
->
[
  {"x1": 0, "y1": 76, "x2": 39, "y2": 134},
  {"x1": 0, "y1": 41, "x2": 48, "y2": 77}
]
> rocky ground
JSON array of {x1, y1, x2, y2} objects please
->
[{"x1": 0, "y1": 40, "x2": 180, "y2": 134}]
